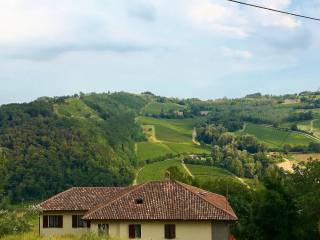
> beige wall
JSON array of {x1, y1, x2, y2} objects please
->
[
  {"x1": 91, "y1": 220, "x2": 230, "y2": 240},
  {"x1": 212, "y1": 222, "x2": 230, "y2": 240},
  {"x1": 39, "y1": 211, "x2": 89, "y2": 237},
  {"x1": 40, "y1": 213, "x2": 231, "y2": 240}
]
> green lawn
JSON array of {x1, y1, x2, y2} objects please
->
[
  {"x1": 136, "y1": 142, "x2": 174, "y2": 161},
  {"x1": 143, "y1": 102, "x2": 185, "y2": 115},
  {"x1": 137, "y1": 159, "x2": 186, "y2": 183},
  {"x1": 242, "y1": 123, "x2": 315, "y2": 148}
]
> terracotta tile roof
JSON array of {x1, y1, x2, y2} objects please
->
[
  {"x1": 39, "y1": 187, "x2": 126, "y2": 211},
  {"x1": 83, "y1": 181, "x2": 237, "y2": 221}
]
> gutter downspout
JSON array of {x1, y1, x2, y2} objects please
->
[{"x1": 38, "y1": 213, "x2": 41, "y2": 237}]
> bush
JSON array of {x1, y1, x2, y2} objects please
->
[{"x1": 0, "y1": 205, "x2": 40, "y2": 237}]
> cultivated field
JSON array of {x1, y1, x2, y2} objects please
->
[
  {"x1": 136, "y1": 117, "x2": 209, "y2": 161},
  {"x1": 185, "y1": 164, "x2": 233, "y2": 183},
  {"x1": 136, "y1": 142, "x2": 174, "y2": 161},
  {"x1": 242, "y1": 123, "x2": 315, "y2": 148}
]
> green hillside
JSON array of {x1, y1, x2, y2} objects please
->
[{"x1": 136, "y1": 158, "x2": 186, "y2": 183}]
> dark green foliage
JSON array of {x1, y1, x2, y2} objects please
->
[
  {"x1": 196, "y1": 163, "x2": 320, "y2": 240},
  {"x1": 237, "y1": 135, "x2": 267, "y2": 153},
  {"x1": 290, "y1": 161, "x2": 320, "y2": 239},
  {"x1": 287, "y1": 111, "x2": 313, "y2": 122},
  {"x1": 166, "y1": 166, "x2": 193, "y2": 184},
  {"x1": 0, "y1": 206, "x2": 38, "y2": 237},
  {"x1": 0, "y1": 92, "x2": 146, "y2": 203},
  {"x1": 291, "y1": 142, "x2": 320, "y2": 153}
]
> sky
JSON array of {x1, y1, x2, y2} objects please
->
[{"x1": 0, "y1": 0, "x2": 320, "y2": 104}]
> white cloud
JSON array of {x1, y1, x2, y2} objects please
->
[
  {"x1": 222, "y1": 47, "x2": 253, "y2": 60},
  {"x1": 188, "y1": 1, "x2": 249, "y2": 38}
]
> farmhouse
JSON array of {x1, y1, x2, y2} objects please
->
[{"x1": 39, "y1": 180, "x2": 237, "y2": 240}]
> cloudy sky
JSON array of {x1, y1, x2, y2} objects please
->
[{"x1": 0, "y1": 0, "x2": 320, "y2": 104}]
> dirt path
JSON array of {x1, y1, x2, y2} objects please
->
[
  {"x1": 239, "y1": 123, "x2": 247, "y2": 133},
  {"x1": 133, "y1": 167, "x2": 144, "y2": 185},
  {"x1": 134, "y1": 143, "x2": 138, "y2": 153},
  {"x1": 227, "y1": 172, "x2": 251, "y2": 189},
  {"x1": 181, "y1": 162, "x2": 194, "y2": 178},
  {"x1": 277, "y1": 158, "x2": 294, "y2": 172},
  {"x1": 192, "y1": 127, "x2": 200, "y2": 145},
  {"x1": 311, "y1": 119, "x2": 315, "y2": 132}
]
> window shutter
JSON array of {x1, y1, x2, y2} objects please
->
[
  {"x1": 58, "y1": 216, "x2": 63, "y2": 228},
  {"x1": 43, "y1": 215, "x2": 48, "y2": 228},
  {"x1": 129, "y1": 224, "x2": 135, "y2": 238},
  {"x1": 135, "y1": 224, "x2": 141, "y2": 238},
  {"x1": 72, "y1": 215, "x2": 77, "y2": 228},
  {"x1": 170, "y1": 225, "x2": 176, "y2": 239},
  {"x1": 165, "y1": 224, "x2": 176, "y2": 239}
]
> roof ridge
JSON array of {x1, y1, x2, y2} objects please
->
[
  {"x1": 175, "y1": 181, "x2": 237, "y2": 220},
  {"x1": 83, "y1": 182, "x2": 149, "y2": 219},
  {"x1": 38, "y1": 187, "x2": 74, "y2": 209},
  {"x1": 71, "y1": 186, "x2": 124, "y2": 189}
]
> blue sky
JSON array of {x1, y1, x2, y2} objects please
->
[{"x1": 0, "y1": 0, "x2": 320, "y2": 104}]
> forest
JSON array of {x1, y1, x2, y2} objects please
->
[{"x1": 0, "y1": 92, "x2": 146, "y2": 203}]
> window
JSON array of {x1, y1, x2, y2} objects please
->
[
  {"x1": 165, "y1": 224, "x2": 176, "y2": 239},
  {"x1": 98, "y1": 224, "x2": 109, "y2": 235},
  {"x1": 129, "y1": 224, "x2": 141, "y2": 239},
  {"x1": 72, "y1": 215, "x2": 88, "y2": 228},
  {"x1": 43, "y1": 215, "x2": 63, "y2": 228},
  {"x1": 135, "y1": 198, "x2": 144, "y2": 204}
]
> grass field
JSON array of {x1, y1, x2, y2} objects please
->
[
  {"x1": 241, "y1": 123, "x2": 315, "y2": 148},
  {"x1": 297, "y1": 119, "x2": 320, "y2": 138},
  {"x1": 136, "y1": 158, "x2": 187, "y2": 183},
  {"x1": 54, "y1": 98, "x2": 100, "y2": 120},
  {"x1": 185, "y1": 164, "x2": 235, "y2": 184},
  {"x1": 136, "y1": 117, "x2": 209, "y2": 161},
  {"x1": 186, "y1": 164, "x2": 232, "y2": 178},
  {"x1": 142, "y1": 102, "x2": 185, "y2": 115},
  {"x1": 136, "y1": 142, "x2": 174, "y2": 161}
]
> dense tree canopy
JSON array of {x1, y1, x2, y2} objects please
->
[{"x1": 0, "y1": 92, "x2": 146, "y2": 203}]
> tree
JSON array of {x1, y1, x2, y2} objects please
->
[{"x1": 290, "y1": 161, "x2": 320, "y2": 239}]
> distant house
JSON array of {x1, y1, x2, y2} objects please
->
[
  {"x1": 174, "y1": 110, "x2": 184, "y2": 117},
  {"x1": 283, "y1": 99, "x2": 301, "y2": 104},
  {"x1": 200, "y1": 111, "x2": 210, "y2": 116},
  {"x1": 39, "y1": 181, "x2": 237, "y2": 240}
]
